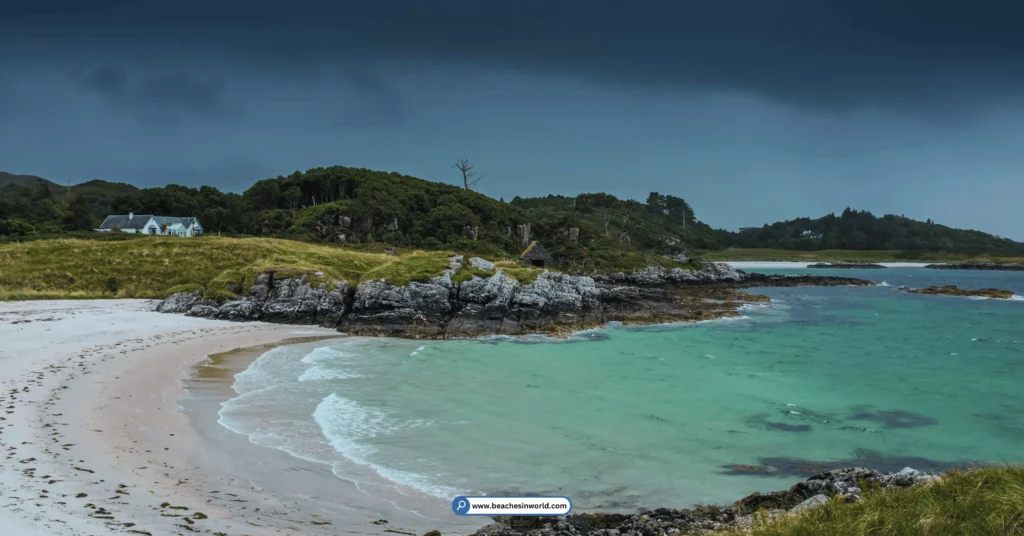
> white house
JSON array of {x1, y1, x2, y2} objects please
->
[{"x1": 96, "y1": 213, "x2": 204, "y2": 237}]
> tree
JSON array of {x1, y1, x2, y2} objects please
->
[
  {"x1": 282, "y1": 186, "x2": 303, "y2": 210},
  {"x1": 454, "y1": 158, "x2": 482, "y2": 190}
]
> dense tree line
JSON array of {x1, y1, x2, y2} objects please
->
[
  {"x1": 3, "y1": 167, "x2": 1022, "y2": 260},
  {"x1": 731, "y1": 208, "x2": 1023, "y2": 254}
]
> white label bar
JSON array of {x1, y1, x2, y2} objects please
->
[{"x1": 452, "y1": 496, "x2": 572, "y2": 516}]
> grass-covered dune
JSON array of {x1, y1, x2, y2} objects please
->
[
  {"x1": 703, "y1": 248, "x2": 1024, "y2": 264},
  {"x1": 728, "y1": 466, "x2": 1024, "y2": 536},
  {"x1": 0, "y1": 236, "x2": 495, "y2": 301}
]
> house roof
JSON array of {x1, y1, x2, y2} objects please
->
[
  {"x1": 154, "y1": 216, "x2": 196, "y2": 227},
  {"x1": 520, "y1": 240, "x2": 553, "y2": 259},
  {"x1": 97, "y1": 215, "x2": 197, "y2": 230},
  {"x1": 97, "y1": 215, "x2": 155, "y2": 230}
]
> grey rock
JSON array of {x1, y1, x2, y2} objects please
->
[
  {"x1": 468, "y1": 257, "x2": 496, "y2": 271},
  {"x1": 318, "y1": 281, "x2": 350, "y2": 326},
  {"x1": 880, "y1": 467, "x2": 940, "y2": 487},
  {"x1": 156, "y1": 290, "x2": 202, "y2": 313},
  {"x1": 215, "y1": 299, "x2": 260, "y2": 321},
  {"x1": 260, "y1": 277, "x2": 327, "y2": 325},
  {"x1": 459, "y1": 271, "x2": 518, "y2": 307},
  {"x1": 186, "y1": 304, "x2": 219, "y2": 318},
  {"x1": 790, "y1": 494, "x2": 829, "y2": 513},
  {"x1": 600, "y1": 262, "x2": 743, "y2": 286}
]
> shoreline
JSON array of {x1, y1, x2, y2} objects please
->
[
  {"x1": 0, "y1": 299, "x2": 484, "y2": 535},
  {"x1": 183, "y1": 338, "x2": 489, "y2": 534},
  {"x1": 724, "y1": 261, "x2": 932, "y2": 269}
]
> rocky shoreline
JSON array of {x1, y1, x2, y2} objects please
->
[
  {"x1": 465, "y1": 467, "x2": 940, "y2": 536},
  {"x1": 156, "y1": 259, "x2": 874, "y2": 337},
  {"x1": 925, "y1": 262, "x2": 1024, "y2": 271},
  {"x1": 899, "y1": 285, "x2": 1015, "y2": 299}
]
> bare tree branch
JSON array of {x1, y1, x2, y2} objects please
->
[{"x1": 454, "y1": 158, "x2": 483, "y2": 190}]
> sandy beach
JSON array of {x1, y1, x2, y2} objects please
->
[{"x1": 0, "y1": 300, "x2": 485, "y2": 536}]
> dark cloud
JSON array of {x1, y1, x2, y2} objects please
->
[
  {"x1": 335, "y1": 67, "x2": 410, "y2": 127},
  {"x1": 72, "y1": 67, "x2": 230, "y2": 123},
  {"x1": 3, "y1": 1, "x2": 1024, "y2": 121}
]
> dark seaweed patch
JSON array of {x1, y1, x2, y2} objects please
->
[
  {"x1": 747, "y1": 414, "x2": 811, "y2": 433},
  {"x1": 847, "y1": 407, "x2": 938, "y2": 429},
  {"x1": 721, "y1": 448, "x2": 979, "y2": 477}
]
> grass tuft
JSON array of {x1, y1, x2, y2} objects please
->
[{"x1": 724, "y1": 466, "x2": 1024, "y2": 536}]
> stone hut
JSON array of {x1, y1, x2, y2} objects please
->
[{"x1": 519, "y1": 241, "x2": 554, "y2": 268}]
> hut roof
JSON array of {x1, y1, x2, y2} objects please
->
[{"x1": 520, "y1": 241, "x2": 553, "y2": 259}]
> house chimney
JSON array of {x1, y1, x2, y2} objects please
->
[{"x1": 129, "y1": 212, "x2": 133, "y2": 220}]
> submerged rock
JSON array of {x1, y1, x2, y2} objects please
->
[{"x1": 899, "y1": 285, "x2": 1014, "y2": 299}]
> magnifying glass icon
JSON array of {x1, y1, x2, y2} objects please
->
[{"x1": 452, "y1": 496, "x2": 471, "y2": 515}]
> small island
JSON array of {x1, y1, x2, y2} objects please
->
[
  {"x1": 898, "y1": 285, "x2": 1015, "y2": 300},
  {"x1": 925, "y1": 262, "x2": 1024, "y2": 271}
]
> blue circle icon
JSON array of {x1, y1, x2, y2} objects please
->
[{"x1": 452, "y1": 496, "x2": 471, "y2": 515}]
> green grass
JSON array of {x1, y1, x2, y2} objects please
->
[
  {"x1": 493, "y1": 261, "x2": 544, "y2": 284},
  {"x1": 702, "y1": 248, "x2": 1024, "y2": 263},
  {"x1": 0, "y1": 236, "x2": 454, "y2": 300},
  {"x1": 361, "y1": 251, "x2": 455, "y2": 287},
  {"x1": 724, "y1": 466, "x2": 1024, "y2": 536}
]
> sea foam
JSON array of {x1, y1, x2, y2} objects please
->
[
  {"x1": 301, "y1": 346, "x2": 352, "y2": 364},
  {"x1": 298, "y1": 366, "x2": 361, "y2": 382},
  {"x1": 313, "y1": 394, "x2": 455, "y2": 498}
]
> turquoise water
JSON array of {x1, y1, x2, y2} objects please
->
[{"x1": 218, "y1": 268, "x2": 1024, "y2": 512}]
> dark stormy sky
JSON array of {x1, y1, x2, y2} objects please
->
[{"x1": 2, "y1": 1, "x2": 1023, "y2": 238}]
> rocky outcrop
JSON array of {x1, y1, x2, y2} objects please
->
[
  {"x1": 155, "y1": 262, "x2": 873, "y2": 337},
  {"x1": 179, "y1": 272, "x2": 350, "y2": 324},
  {"x1": 925, "y1": 262, "x2": 1024, "y2": 271},
  {"x1": 598, "y1": 263, "x2": 743, "y2": 286},
  {"x1": 464, "y1": 467, "x2": 939, "y2": 536},
  {"x1": 898, "y1": 285, "x2": 1015, "y2": 299},
  {"x1": 155, "y1": 290, "x2": 203, "y2": 313},
  {"x1": 807, "y1": 262, "x2": 887, "y2": 269}
]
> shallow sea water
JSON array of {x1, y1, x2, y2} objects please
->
[{"x1": 218, "y1": 268, "x2": 1024, "y2": 511}]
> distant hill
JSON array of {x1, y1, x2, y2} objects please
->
[
  {"x1": 2, "y1": 167, "x2": 1022, "y2": 266},
  {"x1": 0, "y1": 171, "x2": 59, "y2": 189},
  {"x1": 729, "y1": 208, "x2": 1024, "y2": 255}
]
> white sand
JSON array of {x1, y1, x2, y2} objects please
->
[
  {"x1": 0, "y1": 300, "x2": 348, "y2": 534},
  {"x1": 724, "y1": 261, "x2": 933, "y2": 269}
]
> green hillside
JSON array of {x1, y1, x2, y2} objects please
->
[{"x1": 2, "y1": 166, "x2": 1022, "y2": 265}]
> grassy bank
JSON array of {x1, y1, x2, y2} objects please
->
[
  {"x1": 0, "y1": 236, "x2": 466, "y2": 300},
  {"x1": 703, "y1": 248, "x2": 1024, "y2": 263},
  {"x1": 728, "y1": 465, "x2": 1024, "y2": 536}
]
